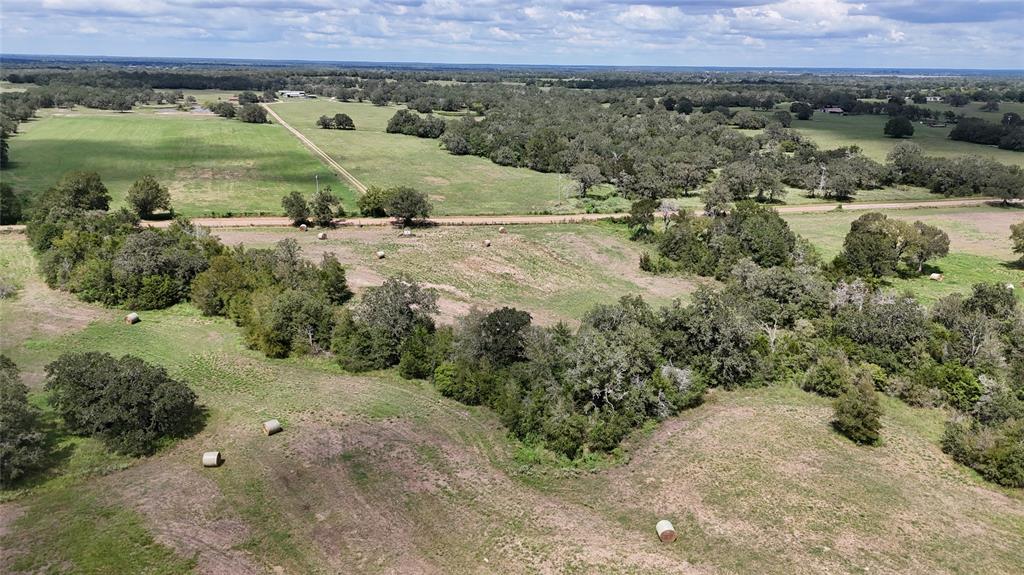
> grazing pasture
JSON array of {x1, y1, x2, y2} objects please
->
[
  {"x1": 783, "y1": 205, "x2": 1024, "y2": 303},
  {"x1": 267, "y1": 100, "x2": 571, "y2": 215},
  {"x1": 788, "y1": 112, "x2": 1024, "y2": 167},
  {"x1": 212, "y1": 222, "x2": 699, "y2": 323},
  {"x1": 1, "y1": 232, "x2": 1022, "y2": 574},
  {"x1": 2, "y1": 110, "x2": 352, "y2": 217}
]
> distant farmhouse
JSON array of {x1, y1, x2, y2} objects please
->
[
  {"x1": 925, "y1": 95, "x2": 943, "y2": 102},
  {"x1": 821, "y1": 106, "x2": 845, "y2": 114},
  {"x1": 278, "y1": 90, "x2": 307, "y2": 98}
]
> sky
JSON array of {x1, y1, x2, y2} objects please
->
[{"x1": 1, "y1": 1, "x2": 1022, "y2": 69}]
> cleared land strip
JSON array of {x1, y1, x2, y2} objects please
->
[
  {"x1": 261, "y1": 103, "x2": 369, "y2": 194},
  {"x1": 0, "y1": 198, "x2": 1009, "y2": 234}
]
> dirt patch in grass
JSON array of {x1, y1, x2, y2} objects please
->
[{"x1": 111, "y1": 450, "x2": 262, "y2": 575}]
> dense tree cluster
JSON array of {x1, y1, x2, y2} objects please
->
[
  {"x1": 316, "y1": 113, "x2": 355, "y2": 130},
  {"x1": 949, "y1": 116, "x2": 1024, "y2": 151},
  {"x1": 356, "y1": 186, "x2": 432, "y2": 223},
  {"x1": 191, "y1": 239, "x2": 353, "y2": 358},
  {"x1": 643, "y1": 201, "x2": 800, "y2": 279},
  {"x1": 884, "y1": 142, "x2": 1024, "y2": 202},
  {"x1": 25, "y1": 172, "x2": 220, "y2": 309},
  {"x1": 45, "y1": 352, "x2": 200, "y2": 456},
  {"x1": 0, "y1": 356, "x2": 48, "y2": 487},
  {"x1": 833, "y1": 212, "x2": 949, "y2": 277},
  {"x1": 281, "y1": 188, "x2": 344, "y2": 226},
  {"x1": 386, "y1": 109, "x2": 446, "y2": 138}
]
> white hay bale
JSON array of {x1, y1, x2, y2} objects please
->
[
  {"x1": 656, "y1": 520, "x2": 677, "y2": 543},
  {"x1": 403, "y1": 228, "x2": 412, "y2": 237},
  {"x1": 262, "y1": 419, "x2": 283, "y2": 436},
  {"x1": 124, "y1": 312, "x2": 140, "y2": 325},
  {"x1": 498, "y1": 226, "x2": 507, "y2": 234},
  {"x1": 317, "y1": 232, "x2": 327, "y2": 240},
  {"x1": 1007, "y1": 283, "x2": 1015, "y2": 290},
  {"x1": 202, "y1": 451, "x2": 222, "y2": 467},
  {"x1": 928, "y1": 273, "x2": 943, "y2": 281},
  {"x1": 375, "y1": 250, "x2": 386, "y2": 259},
  {"x1": 299, "y1": 223, "x2": 307, "y2": 231},
  {"x1": 484, "y1": 239, "x2": 491, "y2": 247}
]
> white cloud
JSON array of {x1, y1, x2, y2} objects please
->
[{"x1": 0, "y1": 1, "x2": 1019, "y2": 68}]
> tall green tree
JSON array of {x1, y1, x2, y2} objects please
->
[
  {"x1": 884, "y1": 116, "x2": 915, "y2": 138},
  {"x1": 281, "y1": 191, "x2": 309, "y2": 225},
  {"x1": 126, "y1": 175, "x2": 172, "y2": 218}
]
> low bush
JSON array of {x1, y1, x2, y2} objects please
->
[{"x1": 832, "y1": 376, "x2": 883, "y2": 445}]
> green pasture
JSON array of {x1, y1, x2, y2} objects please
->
[
  {"x1": 1, "y1": 110, "x2": 353, "y2": 217},
  {"x1": 267, "y1": 99, "x2": 570, "y2": 215},
  {"x1": 787, "y1": 112, "x2": 1024, "y2": 167}
]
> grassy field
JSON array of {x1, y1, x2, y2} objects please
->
[
  {"x1": 212, "y1": 222, "x2": 700, "y2": 324},
  {"x1": 784, "y1": 205, "x2": 1024, "y2": 303},
  {"x1": 1, "y1": 110, "x2": 354, "y2": 217},
  {"x1": 1, "y1": 229, "x2": 1022, "y2": 574},
  {"x1": 787, "y1": 112, "x2": 1024, "y2": 167},
  {"x1": 267, "y1": 99, "x2": 573, "y2": 215}
]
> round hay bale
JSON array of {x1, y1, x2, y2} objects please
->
[
  {"x1": 375, "y1": 250, "x2": 386, "y2": 259},
  {"x1": 656, "y1": 520, "x2": 677, "y2": 543},
  {"x1": 484, "y1": 239, "x2": 491, "y2": 247},
  {"x1": 202, "y1": 451, "x2": 222, "y2": 467},
  {"x1": 124, "y1": 312, "x2": 140, "y2": 325},
  {"x1": 403, "y1": 228, "x2": 412, "y2": 237},
  {"x1": 1007, "y1": 283, "x2": 1015, "y2": 291},
  {"x1": 498, "y1": 226, "x2": 507, "y2": 234},
  {"x1": 299, "y1": 223, "x2": 308, "y2": 231},
  {"x1": 317, "y1": 232, "x2": 327, "y2": 240},
  {"x1": 262, "y1": 419, "x2": 283, "y2": 436}
]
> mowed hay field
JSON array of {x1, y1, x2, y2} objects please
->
[
  {"x1": 213, "y1": 222, "x2": 699, "y2": 323},
  {"x1": 784, "y1": 205, "x2": 1024, "y2": 303},
  {"x1": 1, "y1": 232, "x2": 1022, "y2": 574},
  {"x1": 268, "y1": 100, "x2": 568, "y2": 215},
  {"x1": 788, "y1": 112, "x2": 1024, "y2": 167},
  {"x1": 1, "y1": 108, "x2": 353, "y2": 217}
]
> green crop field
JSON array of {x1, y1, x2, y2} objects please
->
[
  {"x1": 787, "y1": 112, "x2": 1024, "y2": 167},
  {"x1": 1, "y1": 231, "x2": 1022, "y2": 574},
  {"x1": 1, "y1": 109, "x2": 353, "y2": 217},
  {"x1": 267, "y1": 99, "x2": 572, "y2": 215},
  {"x1": 784, "y1": 205, "x2": 1024, "y2": 303}
]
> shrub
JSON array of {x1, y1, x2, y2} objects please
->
[
  {"x1": 281, "y1": 191, "x2": 309, "y2": 225},
  {"x1": 913, "y1": 361, "x2": 981, "y2": 412},
  {"x1": 357, "y1": 186, "x2": 394, "y2": 217},
  {"x1": 942, "y1": 417, "x2": 1024, "y2": 488},
  {"x1": 45, "y1": 352, "x2": 200, "y2": 456},
  {"x1": 310, "y1": 188, "x2": 341, "y2": 227},
  {"x1": 398, "y1": 323, "x2": 437, "y2": 380},
  {"x1": 0, "y1": 355, "x2": 48, "y2": 487},
  {"x1": 237, "y1": 103, "x2": 268, "y2": 124},
  {"x1": 802, "y1": 350, "x2": 853, "y2": 397},
  {"x1": 126, "y1": 175, "x2": 171, "y2": 218},
  {"x1": 0, "y1": 183, "x2": 23, "y2": 225},
  {"x1": 833, "y1": 377, "x2": 883, "y2": 445}
]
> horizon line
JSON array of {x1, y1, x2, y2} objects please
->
[{"x1": 2, "y1": 52, "x2": 1023, "y2": 74}]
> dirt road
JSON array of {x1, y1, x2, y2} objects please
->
[
  {"x1": 0, "y1": 198, "x2": 1011, "y2": 234},
  {"x1": 142, "y1": 197, "x2": 1014, "y2": 229},
  {"x1": 261, "y1": 102, "x2": 369, "y2": 194}
]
